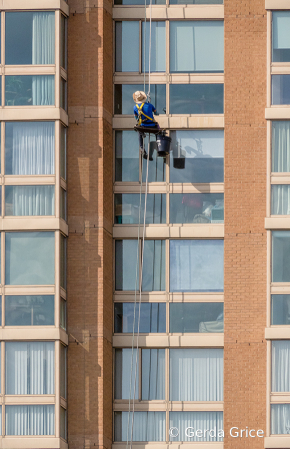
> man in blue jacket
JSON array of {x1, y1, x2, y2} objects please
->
[{"x1": 133, "y1": 90, "x2": 159, "y2": 159}]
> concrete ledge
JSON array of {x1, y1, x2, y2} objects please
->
[
  {"x1": 113, "y1": 444, "x2": 224, "y2": 449},
  {"x1": 113, "y1": 334, "x2": 224, "y2": 348},
  {"x1": 265, "y1": 217, "x2": 290, "y2": 229},
  {"x1": 113, "y1": 224, "x2": 224, "y2": 239},
  {"x1": 265, "y1": 436, "x2": 290, "y2": 448},
  {"x1": 1, "y1": 0, "x2": 69, "y2": 14},
  {"x1": 0, "y1": 437, "x2": 67, "y2": 449},
  {"x1": 265, "y1": 0, "x2": 290, "y2": 10},
  {"x1": 265, "y1": 328, "x2": 290, "y2": 340},
  {"x1": 113, "y1": 5, "x2": 224, "y2": 19},
  {"x1": 265, "y1": 108, "x2": 290, "y2": 120},
  {"x1": 0, "y1": 328, "x2": 68, "y2": 344}
]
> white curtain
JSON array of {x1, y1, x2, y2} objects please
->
[
  {"x1": 32, "y1": 12, "x2": 55, "y2": 64},
  {"x1": 170, "y1": 349, "x2": 223, "y2": 401},
  {"x1": 170, "y1": 240, "x2": 224, "y2": 292},
  {"x1": 142, "y1": 349, "x2": 165, "y2": 400},
  {"x1": 32, "y1": 75, "x2": 55, "y2": 105},
  {"x1": 11, "y1": 122, "x2": 55, "y2": 175},
  {"x1": 272, "y1": 185, "x2": 290, "y2": 215},
  {"x1": 272, "y1": 341, "x2": 290, "y2": 392},
  {"x1": 272, "y1": 122, "x2": 290, "y2": 172},
  {"x1": 271, "y1": 404, "x2": 290, "y2": 434},
  {"x1": 8, "y1": 185, "x2": 54, "y2": 216},
  {"x1": 115, "y1": 348, "x2": 139, "y2": 400},
  {"x1": 116, "y1": 411, "x2": 165, "y2": 441},
  {"x1": 6, "y1": 405, "x2": 55, "y2": 436},
  {"x1": 142, "y1": 22, "x2": 166, "y2": 72},
  {"x1": 170, "y1": 411, "x2": 223, "y2": 441},
  {"x1": 6, "y1": 342, "x2": 55, "y2": 394},
  {"x1": 115, "y1": 240, "x2": 139, "y2": 291},
  {"x1": 142, "y1": 240, "x2": 165, "y2": 291}
]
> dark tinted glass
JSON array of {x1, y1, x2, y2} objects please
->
[
  {"x1": 272, "y1": 231, "x2": 290, "y2": 282},
  {"x1": 271, "y1": 295, "x2": 290, "y2": 325},
  {"x1": 170, "y1": 193, "x2": 224, "y2": 223},
  {"x1": 5, "y1": 295, "x2": 54, "y2": 326},
  {"x1": 114, "y1": 302, "x2": 166, "y2": 332},
  {"x1": 272, "y1": 12, "x2": 290, "y2": 63},
  {"x1": 115, "y1": 84, "x2": 166, "y2": 114},
  {"x1": 170, "y1": 84, "x2": 224, "y2": 114},
  {"x1": 170, "y1": 302, "x2": 223, "y2": 333},
  {"x1": 272, "y1": 75, "x2": 290, "y2": 105},
  {"x1": 115, "y1": 193, "x2": 166, "y2": 224}
]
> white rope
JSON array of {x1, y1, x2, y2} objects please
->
[
  {"x1": 143, "y1": 0, "x2": 147, "y2": 93},
  {"x1": 147, "y1": 0, "x2": 152, "y2": 100}
]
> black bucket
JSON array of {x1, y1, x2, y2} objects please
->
[
  {"x1": 156, "y1": 134, "x2": 172, "y2": 157},
  {"x1": 173, "y1": 157, "x2": 185, "y2": 169}
]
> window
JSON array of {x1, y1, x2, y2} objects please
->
[
  {"x1": 5, "y1": 295, "x2": 54, "y2": 326},
  {"x1": 272, "y1": 75, "x2": 290, "y2": 105},
  {"x1": 271, "y1": 295, "x2": 290, "y2": 325},
  {"x1": 60, "y1": 345, "x2": 67, "y2": 399},
  {"x1": 114, "y1": 411, "x2": 166, "y2": 441},
  {"x1": 60, "y1": 298, "x2": 67, "y2": 330},
  {"x1": 271, "y1": 404, "x2": 290, "y2": 434},
  {"x1": 6, "y1": 405, "x2": 55, "y2": 436},
  {"x1": 5, "y1": 75, "x2": 55, "y2": 106},
  {"x1": 142, "y1": 22, "x2": 166, "y2": 72},
  {"x1": 142, "y1": 349, "x2": 165, "y2": 399},
  {"x1": 5, "y1": 12, "x2": 55, "y2": 65},
  {"x1": 60, "y1": 235, "x2": 67, "y2": 290},
  {"x1": 5, "y1": 122, "x2": 55, "y2": 175},
  {"x1": 272, "y1": 341, "x2": 290, "y2": 392},
  {"x1": 114, "y1": 302, "x2": 166, "y2": 333},
  {"x1": 60, "y1": 124, "x2": 67, "y2": 180},
  {"x1": 272, "y1": 121, "x2": 290, "y2": 173},
  {"x1": 5, "y1": 185, "x2": 55, "y2": 216},
  {"x1": 60, "y1": 188, "x2": 67, "y2": 221},
  {"x1": 115, "y1": 240, "x2": 138, "y2": 290},
  {"x1": 114, "y1": 84, "x2": 166, "y2": 114},
  {"x1": 272, "y1": 231, "x2": 290, "y2": 282},
  {"x1": 271, "y1": 185, "x2": 290, "y2": 215},
  {"x1": 169, "y1": 412, "x2": 223, "y2": 441},
  {"x1": 170, "y1": 240, "x2": 224, "y2": 292},
  {"x1": 115, "y1": 194, "x2": 166, "y2": 224},
  {"x1": 60, "y1": 14, "x2": 67, "y2": 69},
  {"x1": 115, "y1": 348, "x2": 139, "y2": 399},
  {"x1": 170, "y1": 193, "x2": 224, "y2": 223},
  {"x1": 5, "y1": 232, "x2": 55, "y2": 285},
  {"x1": 272, "y1": 12, "x2": 290, "y2": 63},
  {"x1": 60, "y1": 407, "x2": 67, "y2": 440},
  {"x1": 170, "y1": 302, "x2": 224, "y2": 333},
  {"x1": 170, "y1": 21, "x2": 223, "y2": 72},
  {"x1": 60, "y1": 77, "x2": 67, "y2": 111},
  {"x1": 170, "y1": 84, "x2": 224, "y2": 114},
  {"x1": 6, "y1": 341, "x2": 55, "y2": 394}
]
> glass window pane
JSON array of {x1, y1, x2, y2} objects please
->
[
  {"x1": 170, "y1": 349, "x2": 223, "y2": 401},
  {"x1": 5, "y1": 295, "x2": 54, "y2": 326},
  {"x1": 5, "y1": 75, "x2": 55, "y2": 106},
  {"x1": 170, "y1": 302, "x2": 224, "y2": 333},
  {"x1": 169, "y1": 411, "x2": 223, "y2": 441},
  {"x1": 6, "y1": 341, "x2": 55, "y2": 394},
  {"x1": 115, "y1": 348, "x2": 139, "y2": 399},
  {"x1": 271, "y1": 295, "x2": 290, "y2": 325},
  {"x1": 170, "y1": 193, "x2": 224, "y2": 223},
  {"x1": 60, "y1": 298, "x2": 67, "y2": 330},
  {"x1": 170, "y1": 84, "x2": 224, "y2": 114},
  {"x1": 272, "y1": 75, "x2": 290, "y2": 105},
  {"x1": 5, "y1": 232, "x2": 55, "y2": 285},
  {"x1": 170, "y1": 240, "x2": 224, "y2": 292},
  {"x1": 5, "y1": 185, "x2": 55, "y2": 216},
  {"x1": 272, "y1": 12, "x2": 290, "y2": 62},
  {"x1": 6, "y1": 405, "x2": 55, "y2": 435},
  {"x1": 142, "y1": 134, "x2": 166, "y2": 182},
  {"x1": 272, "y1": 231, "x2": 290, "y2": 282},
  {"x1": 271, "y1": 185, "x2": 290, "y2": 215},
  {"x1": 272, "y1": 121, "x2": 290, "y2": 173},
  {"x1": 272, "y1": 341, "x2": 290, "y2": 392},
  {"x1": 114, "y1": 302, "x2": 166, "y2": 333},
  {"x1": 170, "y1": 130, "x2": 224, "y2": 183},
  {"x1": 170, "y1": 21, "x2": 223, "y2": 72},
  {"x1": 114, "y1": 84, "x2": 166, "y2": 115},
  {"x1": 60, "y1": 188, "x2": 67, "y2": 221},
  {"x1": 60, "y1": 124, "x2": 67, "y2": 180},
  {"x1": 5, "y1": 12, "x2": 55, "y2": 65},
  {"x1": 60, "y1": 235, "x2": 67, "y2": 290},
  {"x1": 142, "y1": 349, "x2": 165, "y2": 399},
  {"x1": 142, "y1": 240, "x2": 165, "y2": 291},
  {"x1": 115, "y1": 22, "x2": 139, "y2": 72},
  {"x1": 142, "y1": 22, "x2": 166, "y2": 72},
  {"x1": 60, "y1": 15, "x2": 67, "y2": 69},
  {"x1": 115, "y1": 193, "x2": 166, "y2": 224},
  {"x1": 115, "y1": 240, "x2": 139, "y2": 290},
  {"x1": 271, "y1": 404, "x2": 290, "y2": 434},
  {"x1": 115, "y1": 131, "x2": 139, "y2": 182},
  {"x1": 5, "y1": 122, "x2": 55, "y2": 175},
  {"x1": 60, "y1": 407, "x2": 67, "y2": 440},
  {"x1": 114, "y1": 411, "x2": 166, "y2": 441},
  {"x1": 60, "y1": 77, "x2": 67, "y2": 111},
  {"x1": 60, "y1": 345, "x2": 67, "y2": 399}
]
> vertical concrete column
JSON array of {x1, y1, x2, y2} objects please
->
[
  {"x1": 67, "y1": 0, "x2": 113, "y2": 447},
  {"x1": 224, "y1": 1, "x2": 267, "y2": 448}
]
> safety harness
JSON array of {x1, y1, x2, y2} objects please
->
[{"x1": 136, "y1": 103, "x2": 156, "y2": 125}]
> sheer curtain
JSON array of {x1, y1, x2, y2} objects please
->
[
  {"x1": 10, "y1": 122, "x2": 55, "y2": 175},
  {"x1": 115, "y1": 411, "x2": 165, "y2": 441},
  {"x1": 6, "y1": 342, "x2": 55, "y2": 394},
  {"x1": 271, "y1": 404, "x2": 290, "y2": 434},
  {"x1": 272, "y1": 121, "x2": 290, "y2": 172},
  {"x1": 142, "y1": 349, "x2": 165, "y2": 400},
  {"x1": 142, "y1": 240, "x2": 165, "y2": 291},
  {"x1": 169, "y1": 411, "x2": 223, "y2": 441},
  {"x1": 6, "y1": 405, "x2": 55, "y2": 436},
  {"x1": 7, "y1": 185, "x2": 54, "y2": 216},
  {"x1": 32, "y1": 75, "x2": 55, "y2": 105},
  {"x1": 170, "y1": 349, "x2": 223, "y2": 401},
  {"x1": 32, "y1": 12, "x2": 55, "y2": 64},
  {"x1": 115, "y1": 348, "x2": 138, "y2": 399},
  {"x1": 272, "y1": 185, "x2": 290, "y2": 215},
  {"x1": 272, "y1": 341, "x2": 290, "y2": 392}
]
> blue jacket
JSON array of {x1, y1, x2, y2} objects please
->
[{"x1": 134, "y1": 102, "x2": 157, "y2": 127}]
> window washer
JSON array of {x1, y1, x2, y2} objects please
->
[{"x1": 133, "y1": 90, "x2": 159, "y2": 159}]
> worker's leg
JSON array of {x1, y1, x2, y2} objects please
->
[{"x1": 139, "y1": 132, "x2": 144, "y2": 150}]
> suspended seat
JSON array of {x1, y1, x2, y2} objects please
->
[{"x1": 134, "y1": 125, "x2": 162, "y2": 135}]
